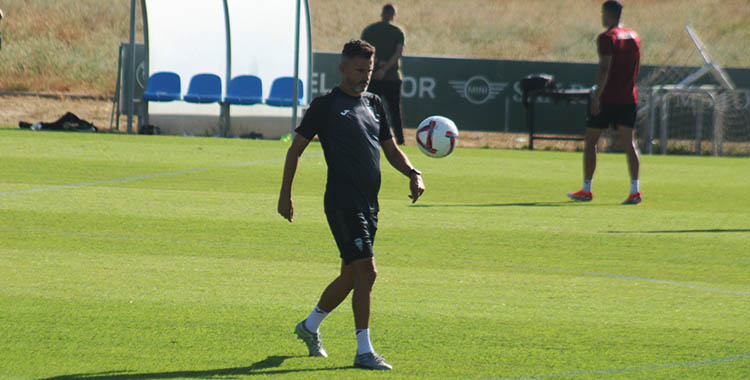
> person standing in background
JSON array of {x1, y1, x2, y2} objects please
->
[
  {"x1": 361, "y1": 3, "x2": 406, "y2": 145},
  {"x1": 1, "y1": 8, "x2": 5, "y2": 51},
  {"x1": 568, "y1": 0, "x2": 642, "y2": 205}
]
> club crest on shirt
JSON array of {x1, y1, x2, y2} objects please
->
[
  {"x1": 366, "y1": 105, "x2": 379, "y2": 122},
  {"x1": 364, "y1": 99, "x2": 380, "y2": 123},
  {"x1": 616, "y1": 31, "x2": 638, "y2": 40}
]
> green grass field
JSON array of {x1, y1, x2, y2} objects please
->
[{"x1": 1, "y1": 130, "x2": 749, "y2": 379}]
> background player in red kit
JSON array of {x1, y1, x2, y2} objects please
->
[{"x1": 569, "y1": 0, "x2": 643, "y2": 205}]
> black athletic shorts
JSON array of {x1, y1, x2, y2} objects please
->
[
  {"x1": 325, "y1": 209, "x2": 378, "y2": 265},
  {"x1": 587, "y1": 103, "x2": 637, "y2": 129}
]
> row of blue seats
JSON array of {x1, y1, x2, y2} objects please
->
[{"x1": 142, "y1": 72, "x2": 304, "y2": 107}]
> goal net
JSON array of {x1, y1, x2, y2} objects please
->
[{"x1": 636, "y1": 26, "x2": 750, "y2": 156}]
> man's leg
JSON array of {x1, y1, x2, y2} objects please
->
[
  {"x1": 569, "y1": 127, "x2": 603, "y2": 201},
  {"x1": 295, "y1": 212, "x2": 358, "y2": 358},
  {"x1": 351, "y1": 257, "x2": 377, "y2": 331},
  {"x1": 371, "y1": 80, "x2": 404, "y2": 145},
  {"x1": 351, "y1": 256, "x2": 391, "y2": 370},
  {"x1": 584, "y1": 127, "x2": 603, "y2": 181},
  {"x1": 317, "y1": 261, "x2": 355, "y2": 313},
  {"x1": 617, "y1": 125, "x2": 642, "y2": 204},
  {"x1": 298, "y1": 262, "x2": 354, "y2": 346},
  {"x1": 295, "y1": 263, "x2": 353, "y2": 358},
  {"x1": 617, "y1": 125, "x2": 640, "y2": 181},
  {"x1": 385, "y1": 81, "x2": 404, "y2": 145}
]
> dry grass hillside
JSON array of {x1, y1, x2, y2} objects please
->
[{"x1": 0, "y1": 0, "x2": 748, "y2": 95}]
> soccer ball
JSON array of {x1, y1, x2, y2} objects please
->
[{"x1": 416, "y1": 116, "x2": 459, "y2": 158}]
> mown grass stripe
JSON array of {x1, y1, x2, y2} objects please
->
[{"x1": 488, "y1": 352, "x2": 750, "y2": 379}]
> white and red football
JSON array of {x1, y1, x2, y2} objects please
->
[{"x1": 415, "y1": 116, "x2": 459, "y2": 158}]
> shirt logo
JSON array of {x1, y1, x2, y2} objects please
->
[
  {"x1": 366, "y1": 105, "x2": 380, "y2": 122},
  {"x1": 616, "y1": 31, "x2": 637, "y2": 40},
  {"x1": 340, "y1": 109, "x2": 351, "y2": 117},
  {"x1": 354, "y1": 237, "x2": 364, "y2": 252},
  {"x1": 449, "y1": 75, "x2": 508, "y2": 105}
]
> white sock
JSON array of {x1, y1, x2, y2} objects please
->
[
  {"x1": 304, "y1": 305, "x2": 329, "y2": 333},
  {"x1": 356, "y1": 328, "x2": 374, "y2": 355},
  {"x1": 630, "y1": 179, "x2": 640, "y2": 194},
  {"x1": 582, "y1": 179, "x2": 593, "y2": 193}
]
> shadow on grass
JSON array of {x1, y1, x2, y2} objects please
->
[
  {"x1": 607, "y1": 229, "x2": 750, "y2": 234},
  {"x1": 410, "y1": 201, "x2": 579, "y2": 208},
  {"x1": 39, "y1": 355, "x2": 353, "y2": 380}
]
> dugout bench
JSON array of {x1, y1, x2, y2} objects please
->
[{"x1": 521, "y1": 74, "x2": 591, "y2": 150}]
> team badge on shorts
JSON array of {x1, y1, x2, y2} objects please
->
[{"x1": 354, "y1": 237, "x2": 364, "y2": 252}]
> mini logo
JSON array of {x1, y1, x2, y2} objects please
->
[
  {"x1": 354, "y1": 237, "x2": 364, "y2": 252},
  {"x1": 449, "y1": 75, "x2": 508, "y2": 105},
  {"x1": 340, "y1": 109, "x2": 351, "y2": 117}
]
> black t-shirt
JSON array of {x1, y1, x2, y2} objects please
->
[
  {"x1": 295, "y1": 87, "x2": 393, "y2": 213},
  {"x1": 361, "y1": 21, "x2": 406, "y2": 81}
]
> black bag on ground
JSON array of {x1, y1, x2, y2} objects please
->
[
  {"x1": 19, "y1": 112, "x2": 98, "y2": 132},
  {"x1": 138, "y1": 124, "x2": 161, "y2": 135}
]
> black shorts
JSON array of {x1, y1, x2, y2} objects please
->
[
  {"x1": 587, "y1": 103, "x2": 637, "y2": 129},
  {"x1": 325, "y1": 209, "x2": 378, "y2": 265}
]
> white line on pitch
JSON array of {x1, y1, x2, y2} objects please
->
[
  {"x1": 0, "y1": 228, "x2": 334, "y2": 254},
  {"x1": 506, "y1": 263, "x2": 750, "y2": 297},
  {"x1": 485, "y1": 352, "x2": 750, "y2": 380},
  {"x1": 0, "y1": 153, "x2": 320, "y2": 196}
]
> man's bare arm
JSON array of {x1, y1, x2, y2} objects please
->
[
  {"x1": 381, "y1": 44, "x2": 403, "y2": 72},
  {"x1": 382, "y1": 137, "x2": 425, "y2": 203},
  {"x1": 374, "y1": 44, "x2": 404, "y2": 80},
  {"x1": 278, "y1": 134, "x2": 311, "y2": 222},
  {"x1": 592, "y1": 54, "x2": 612, "y2": 115}
]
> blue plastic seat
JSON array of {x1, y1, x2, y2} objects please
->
[
  {"x1": 142, "y1": 72, "x2": 181, "y2": 102},
  {"x1": 224, "y1": 75, "x2": 263, "y2": 105},
  {"x1": 266, "y1": 77, "x2": 304, "y2": 107},
  {"x1": 183, "y1": 73, "x2": 222, "y2": 104}
]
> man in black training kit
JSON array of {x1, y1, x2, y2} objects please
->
[
  {"x1": 361, "y1": 3, "x2": 406, "y2": 145},
  {"x1": 278, "y1": 40, "x2": 425, "y2": 370}
]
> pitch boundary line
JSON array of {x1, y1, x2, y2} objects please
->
[
  {"x1": 486, "y1": 352, "x2": 750, "y2": 379},
  {"x1": 0, "y1": 228, "x2": 334, "y2": 254},
  {"x1": 0, "y1": 154, "x2": 318, "y2": 196},
  {"x1": 506, "y1": 263, "x2": 750, "y2": 297}
]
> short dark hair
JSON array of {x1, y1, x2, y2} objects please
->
[
  {"x1": 341, "y1": 39, "x2": 375, "y2": 61},
  {"x1": 602, "y1": 0, "x2": 623, "y2": 20},
  {"x1": 382, "y1": 4, "x2": 396, "y2": 16}
]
